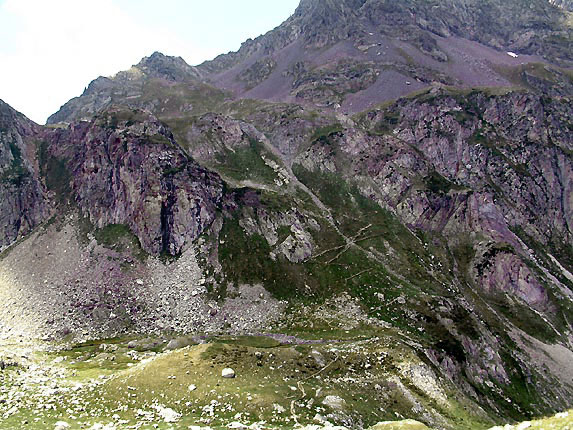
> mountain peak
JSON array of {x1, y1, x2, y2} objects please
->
[{"x1": 135, "y1": 51, "x2": 202, "y2": 81}]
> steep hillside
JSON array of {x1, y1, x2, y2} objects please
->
[{"x1": 1, "y1": 1, "x2": 573, "y2": 429}]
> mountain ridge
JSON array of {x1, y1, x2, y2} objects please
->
[
  {"x1": 1, "y1": 1, "x2": 573, "y2": 428},
  {"x1": 49, "y1": 0, "x2": 572, "y2": 125}
]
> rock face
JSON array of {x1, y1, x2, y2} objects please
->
[
  {"x1": 47, "y1": 52, "x2": 217, "y2": 125},
  {"x1": 549, "y1": 0, "x2": 573, "y2": 10},
  {"x1": 1, "y1": 0, "x2": 573, "y2": 427},
  {"x1": 355, "y1": 91, "x2": 573, "y2": 247},
  {"x1": 45, "y1": 109, "x2": 223, "y2": 255},
  {"x1": 0, "y1": 100, "x2": 47, "y2": 249}
]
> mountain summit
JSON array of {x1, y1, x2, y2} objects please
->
[
  {"x1": 1, "y1": 1, "x2": 573, "y2": 429},
  {"x1": 135, "y1": 51, "x2": 203, "y2": 82}
]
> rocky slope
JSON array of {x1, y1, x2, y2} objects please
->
[
  {"x1": 193, "y1": 0, "x2": 573, "y2": 112},
  {"x1": 550, "y1": 0, "x2": 573, "y2": 11},
  {"x1": 1, "y1": 0, "x2": 573, "y2": 429}
]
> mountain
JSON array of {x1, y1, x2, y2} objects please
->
[
  {"x1": 49, "y1": 0, "x2": 573, "y2": 121},
  {"x1": 194, "y1": 0, "x2": 573, "y2": 112},
  {"x1": 1, "y1": 1, "x2": 573, "y2": 429},
  {"x1": 47, "y1": 52, "x2": 223, "y2": 124}
]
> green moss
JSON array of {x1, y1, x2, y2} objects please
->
[
  {"x1": 0, "y1": 141, "x2": 29, "y2": 185},
  {"x1": 37, "y1": 140, "x2": 72, "y2": 204},
  {"x1": 93, "y1": 224, "x2": 147, "y2": 262},
  {"x1": 148, "y1": 133, "x2": 172, "y2": 146},
  {"x1": 492, "y1": 297, "x2": 559, "y2": 343},
  {"x1": 452, "y1": 242, "x2": 476, "y2": 278},
  {"x1": 142, "y1": 79, "x2": 230, "y2": 119},
  {"x1": 310, "y1": 123, "x2": 343, "y2": 142},
  {"x1": 218, "y1": 215, "x2": 308, "y2": 300},
  {"x1": 424, "y1": 171, "x2": 455, "y2": 194},
  {"x1": 276, "y1": 225, "x2": 292, "y2": 243},
  {"x1": 491, "y1": 62, "x2": 573, "y2": 91},
  {"x1": 374, "y1": 109, "x2": 401, "y2": 134},
  {"x1": 213, "y1": 335, "x2": 282, "y2": 349},
  {"x1": 212, "y1": 138, "x2": 277, "y2": 184}
]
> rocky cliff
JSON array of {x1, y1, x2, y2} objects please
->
[
  {"x1": 44, "y1": 109, "x2": 223, "y2": 255},
  {"x1": 0, "y1": 100, "x2": 47, "y2": 250},
  {"x1": 1, "y1": 1, "x2": 573, "y2": 429}
]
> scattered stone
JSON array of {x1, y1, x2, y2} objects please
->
[
  {"x1": 322, "y1": 395, "x2": 346, "y2": 410},
  {"x1": 273, "y1": 403, "x2": 286, "y2": 413},
  {"x1": 189, "y1": 384, "x2": 197, "y2": 391},
  {"x1": 310, "y1": 350, "x2": 326, "y2": 367},
  {"x1": 222, "y1": 368, "x2": 236, "y2": 378},
  {"x1": 88, "y1": 424, "x2": 117, "y2": 430},
  {"x1": 54, "y1": 422, "x2": 71, "y2": 430},
  {"x1": 152, "y1": 405, "x2": 181, "y2": 423}
]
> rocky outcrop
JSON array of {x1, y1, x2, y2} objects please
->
[
  {"x1": 0, "y1": 100, "x2": 47, "y2": 249},
  {"x1": 136, "y1": 51, "x2": 203, "y2": 82},
  {"x1": 237, "y1": 57, "x2": 277, "y2": 89},
  {"x1": 343, "y1": 90, "x2": 573, "y2": 250},
  {"x1": 47, "y1": 53, "x2": 211, "y2": 125},
  {"x1": 45, "y1": 109, "x2": 223, "y2": 255},
  {"x1": 549, "y1": 0, "x2": 573, "y2": 11},
  {"x1": 239, "y1": 205, "x2": 319, "y2": 263}
]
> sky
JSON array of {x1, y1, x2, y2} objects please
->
[{"x1": 0, "y1": 0, "x2": 299, "y2": 124}]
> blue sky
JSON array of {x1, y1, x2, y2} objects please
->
[{"x1": 0, "y1": 0, "x2": 299, "y2": 123}]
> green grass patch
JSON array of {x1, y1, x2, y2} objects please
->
[
  {"x1": 212, "y1": 138, "x2": 277, "y2": 184},
  {"x1": 93, "y1": 224, "x2": 147, "y2": 262},
  {"x1": 36, "y1": 140, "x2": 72, "y2": 205},
  {"x1": 0, "y1": 141, "x2": 30, "y2": 186}
]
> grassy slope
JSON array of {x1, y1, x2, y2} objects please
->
[{"x1": 0, "y1": 334, "x2": 492, "y2": 430}]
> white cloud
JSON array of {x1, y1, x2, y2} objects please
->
[{"x1": 0, "y1": 0, "x2": 217, "y2": 123}]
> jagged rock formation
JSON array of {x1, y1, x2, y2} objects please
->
[
  {"x1": 1, "y1": 0, "x2": 573, "y2": 428},
  {"x1": 44, "y1": 109, "x2": 223, "y2": 255},
  {"x1": 47, "y1": 52, "x2": 224, "y2": 125},
  {"x1": 0, "y1": 100, "x2": 47, "y2": 249}
]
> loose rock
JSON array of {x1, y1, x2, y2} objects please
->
[{"x1": 222, "y1": 367, "x2": 236, "y2": 378}]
